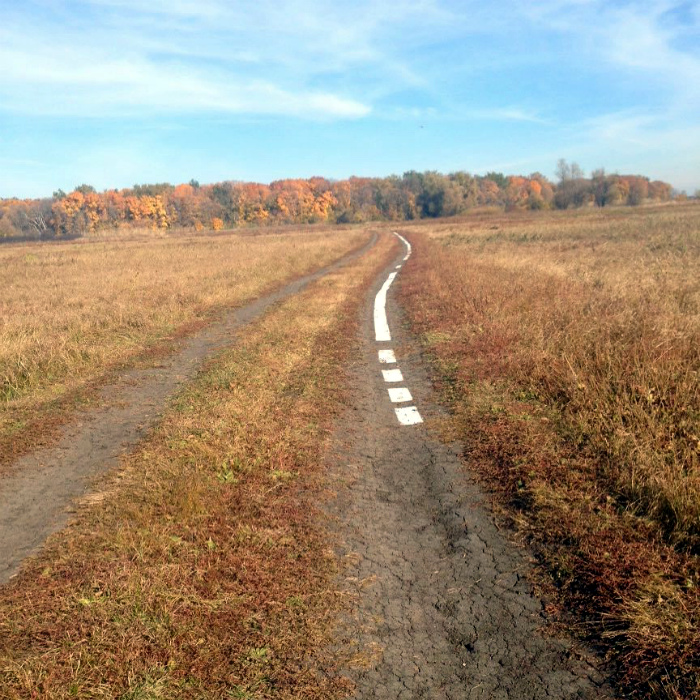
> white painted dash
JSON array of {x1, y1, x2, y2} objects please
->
[
  {"x1": 373, "y1": 272, "x2": 398, "y2": 342},
  {"x1": 378, "y1": 349, "x2": 397, "y2": 364},
  {"x1": 382, "y1": 368, "x2": 404, "y2": 383},
  {"x1": 395, "y1": 406, "x2": 423, "y2": 426},
  {"x1": 388, "y1": 387, "x2": 413, "y2": 403},
  {"x1": 374, "y1": 232, "x2": 422, "y2": 426},
  {"x1": 394, "y1": 232, "x2": 412, "y2": 254}
]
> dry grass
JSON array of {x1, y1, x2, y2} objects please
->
[
  {"x1": 0, "y1": 227, "x2": 369, "y2": 462},
  {"x1": 0, "y1": 230, "x2": 397, "y2": 698},
  {"x1": 398, "y1": 203, "x2": 700, "y2": 697}
]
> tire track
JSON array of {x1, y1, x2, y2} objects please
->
[
  {"x1": 328, "y1": 236, "x2": 613, "y2": 698},
  {"x1": 0, "y1": 233, "x2": 377, "y2": 585}
]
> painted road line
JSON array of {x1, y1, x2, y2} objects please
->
[
  {"x1": 388, "y1": 387, "x2": 413, "y2": 403},
  {"x1": 395, "y1": 406, "x2": 423, "y2": 426},
  {"x1": 382, "y1": 368, "x2": 404, "y2": 383},
  {"x1": 373, "y1": 232, "x2": 424, "y2": 426},
  {"x1": 394, "y1": 232, "x2": 411, "y2": 252},
  {"x1": 378, "y1": 349, "x2": 397, "y2": 364},
  {"x1": 374, "y1": 271, "x2": 398, "y2": 342}
]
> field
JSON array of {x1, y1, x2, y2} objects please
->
[
  {"x1": 1, "y1": 205, "x2": 699, "y2": 698},
  {"x1": 398, "y1": 203, "x2": 700, "y2": 697},
  {"x1": 0, "y1": 227, "x2": 396, "y2": 698},
  {"x1": 0, "y1": 226, "x2": 368, "y2": 465}
]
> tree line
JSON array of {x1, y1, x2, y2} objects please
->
[{"x1": 0, "y1": 164, "x2": 675, "y2": 239}]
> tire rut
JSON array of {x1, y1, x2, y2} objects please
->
[
  {"x1": 328, "y1": 241, "x2": 614, "y2": 699},
  {"x1": 0, "y1": 233, "x2": 377, "y2": 586}
]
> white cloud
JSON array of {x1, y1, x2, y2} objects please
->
[
  {"x1": 519, "y1": 1, "x2": 700, "y2": 104},
  {"x1": 0, "y1": 1, "x2": 400, "y2": 119},
  {"x1": 0, "y1": 38, "x2": 370, "y2": 119},
  {"x1": 464, "y1": 108, "x2": 551, "y2": 124}
]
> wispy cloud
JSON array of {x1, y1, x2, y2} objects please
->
[
  {"x1": 1, "y1": 0, "x2": 699, "y2": 196},
  {"x1": 464, "y1": 108, "x2": 551, "y2": 124},
  {"x1": 1, "y1": 0, "x2": 418, "y2": 119},
  {"x1": 519, "y1": 0, "x2": 700, "y2": 104},
  {"x1": 0, "y1": 37, "x2": 371, "y2": 119}
]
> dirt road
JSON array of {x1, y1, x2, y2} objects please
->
[
  {"x1": 2, "y1": 229, "x2": 614, "y2": 697},
  {"x1": 329, "y1": 233, "x2": 612, "y2": 698},
  {"x1": 0, "y1": 234, "x2": 376, "y2": 585}
]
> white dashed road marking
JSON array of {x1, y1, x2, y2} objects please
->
[
  {"x1": 388, "y1": 387, "x2": 413, "y2": 403},
  {"x1": 374, "y1": 272, "x2": 397, "y2": 342},
  {"x1": 374, "y1": 232, "x2": 423, "y2": 426},
  {"x1": 394, "y1": 406, "x2": 423, "y2": 426},
  {"x1": 378, "y1": 349, "x2": 397, "y2": 364},
  {"x1": 382, "y1": 368, "x2": 404, "y2": 383}
]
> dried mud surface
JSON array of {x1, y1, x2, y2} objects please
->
[
  {"x1": 0, "y1": 234, "x2": 376, "y2": 585},
  {"x1": 327, "y1": 244, "x2": 614, "y2": 699}
]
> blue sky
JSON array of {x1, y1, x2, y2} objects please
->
[{"x1": 1, "y1": 0, "x2": 699, "y2": 198}]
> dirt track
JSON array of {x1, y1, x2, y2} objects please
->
[
  {"x1": 328, "y1": 235, "x2": 613, "y2": 698},
  {"x1": 0, "y1": 234, "x2": 376, "y2": 585},
  {"x1": 2, "y1": 231, "x2": 614, "y2": 697}
]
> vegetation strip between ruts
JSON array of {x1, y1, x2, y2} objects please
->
[
  {"x1": 397, "y1": 205, "x2": 699, "y2": 699},
  {"x1": 0, "y1": 231, "x2": 397, "y2": 698}
]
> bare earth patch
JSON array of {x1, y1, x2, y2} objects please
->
[{"x1": 326, "y1": 240, "x2": 613, "y2": 698}]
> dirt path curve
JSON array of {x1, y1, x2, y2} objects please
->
[
  {"x1": 0, "y1": 233, "x2": 377, "y2": 586},
  {"x1": 328, "y1": 233, "x2": 613, "y2": 699}
]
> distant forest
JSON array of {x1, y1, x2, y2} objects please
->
[{"x1": 0, "y1": 162, "x2": 676, "y2": 239}]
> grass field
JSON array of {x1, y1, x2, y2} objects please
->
[
  {"x1": 0, "y1": 226, "x2": 369, "y2": 464},
  {"x1": 0, "y1": 229, "x2": 396, "y2": 698},
  {"x1": 399, "y1": 203, "x2": 700, "y2": 698},
  {"x1": 2, "y1": 206, "x2": 698, "y2": 697}
]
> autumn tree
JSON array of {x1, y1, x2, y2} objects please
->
[
  {"x1": 210, "y1": 182, "x2": 243, "y2": 225},
  {"x1": 554, "y1": 160, "x2": 591, "y2": 209},
  {"x1": 484, "y1": 171, "x2": 508, "y2": 190},
  {"x1": 450, "y1": 172, "x2": 480, "y2": 209},
  {"x1": 1, "y1": 168, "x2": 675, "y2": 235},
  {"x1": 477, "y1": 177, "x2": 503, "y2": 205},
  {"x1": 627, "y1": 176, "x2": 649, "y2": 206},
  {"x1": 555, "y1": 159, "x2": 584, "y2": 183},
  {"x1": 649, "y1": 181, "x2": 672, "y2": 202}
]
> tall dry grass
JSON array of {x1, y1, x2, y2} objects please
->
[
  {"x1": 415, "y1": 204, "x2": 700, "y2": 548},
  {"x1": 0, "y1": 231, "x2": 397, "y2": 698},
  {"x1": 0, "y1": 227, "x2": 369, "y2": 452},
  {"x1": 399, "y1": 203, "x2": 700, "y2": 696}
]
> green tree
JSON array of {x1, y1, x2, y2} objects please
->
[{"x1": 484, "y1": 171, "x2": 508, "y2": 189}]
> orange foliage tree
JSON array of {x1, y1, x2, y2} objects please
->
[{"x1": 0, "y1": 167, "x2": 678, "y2": 239}]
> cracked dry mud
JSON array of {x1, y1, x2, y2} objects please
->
[
  {"x1": 0, "y1": 234, "x2": 376, "y2": 585},
  {"x1": 328, "y1": 243, "x2": 613, "y2": 699}
]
